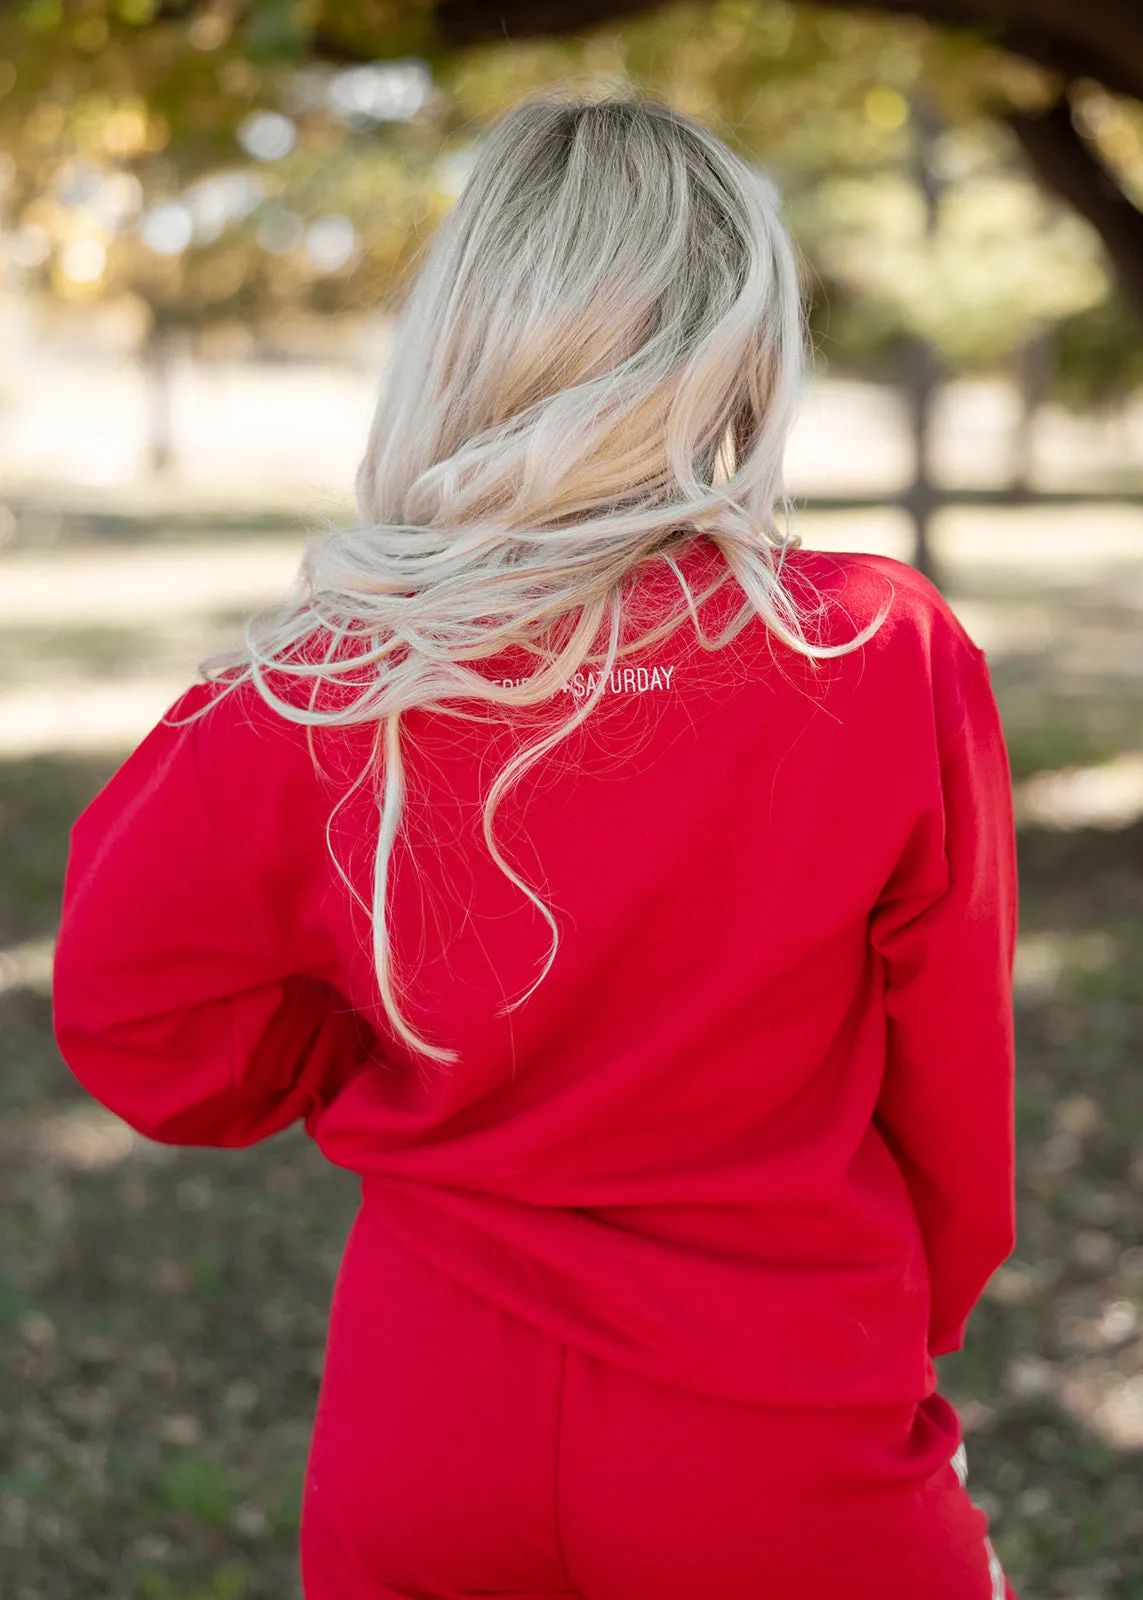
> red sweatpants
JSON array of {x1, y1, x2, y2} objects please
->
[{"x1": 301, "y1": 1203, "x2": 1018, "y2": 1600}]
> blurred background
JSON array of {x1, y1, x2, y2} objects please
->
[{"x1": 0, "y1": 2, "x2": 1141, "y2": 1597}]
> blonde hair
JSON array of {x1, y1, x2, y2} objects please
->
[{"x1": 200, "y1": 91, "x2": 885, "y2": 1074}]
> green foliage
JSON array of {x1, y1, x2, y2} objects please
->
[
  {"x1": 245, "y1": 0, "x2": 310, "y2": 59},
  {"x1": 0, "y1": 1467, "x2": 57, "y2": 1503},
  {"x1": 155, "y1": 1447, "x2": 243, "y2": 1526},
  {"x1": 266, "y1": 1449, "x2": 308, "y2": 1538},
  {"x1": 1052, "y1": 288, "x2": 1143, "y2": 410},
  {"x1": 131, "y1": 1568, "x2": 180, "y2": 1600},
  {"x1": 128, "y1": 1562, "x2": 253, "y2": 1600},
  {"x1": 1014, "y1": 1082, "x2": 1051, "y2": 1138},
  {"x1": 935, "y1": 1336, "x2": 997, "y2": 1400},
  {"x1": 191, "y1": 1245, "x2": 229, "y2": 1301},
  {"x1": 0, "y1": 0, "x2": 452, "y2": 337},
  {"x1": 1068, "y1": 1441, "x2": 1118, "y2": 1481},
  {"x1": 0, "y1": 1267, "x2": 34, "y2": 1332},
  {"x1": 0, "y1": 1, "x2": 1139, "y2": 403},
  {"x1": 1058, "y1": 1488, "x2": 1113, "y2": 1559}
]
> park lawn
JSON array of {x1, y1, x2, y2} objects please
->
[{"x1": 1, "y1": 625, "x2": 1142, "y2": 1599}]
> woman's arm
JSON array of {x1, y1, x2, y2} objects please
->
[
  {"x1": 870, "y1": 648, "x2": 1018, "y2": 1358},
  {"x1": 52, "y1": 682, "x2": 375, "y2": 1148}
]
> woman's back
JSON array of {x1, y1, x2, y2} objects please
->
[
  {"x1": 51, "y1": 91, "x2": 1019, "y2": 1598},
  {"x1": 54, "y1": 537, "x2": 1016, "y2": 1411}
]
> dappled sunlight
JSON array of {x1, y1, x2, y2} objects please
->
[
  {"x1": 33, "y1": 1102, "x2": 137, "y2": 1171},
  {"x1": 0, "y1": 537, "x2": 302, "y2": 627},
  {"x1": 1015, "y1": 753, "x2": 1143, "y2": 830},
  {"x1": 979, "y1": 1264, "x2": 1143, "y2": 1448},
  {"x1": 1059, "y1": 1370, "x2": 1143, "y2": 1450},
  {"x1": 0, "y1": 351, "x2": 379, "y2": 499},
  {"x1": 0, "y1": 502, "x2": 1141, "y2": 767},
  {"x1": 0, "y1": 679, "x2": 190, "y2": 758},
  {"x1": 0, "y1": 934, "x2": 55, "y2": 995},
  {"x1": 1013, "y1": 930, "x2": 1118, "y2": 1001},
  {"x1": 992, "y1": 1354, "x2": 1143, "y2": 1451}
]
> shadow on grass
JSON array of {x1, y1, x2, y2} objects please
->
[{"x1": 1, "y1": 732, "x2": 1142, "y2": 1597}]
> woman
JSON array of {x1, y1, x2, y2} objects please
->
[{"x1": 53, "y1": 94, "x2": 1018, "y2": 1599}]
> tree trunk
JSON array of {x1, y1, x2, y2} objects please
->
[
  {"x1": 145, "y1": 320, "x2": 174, "y2": 477},
  {"x1": 900, "y1": 335, "x2": 942, "y2": 586},
  {"x1": 425, "y1": 0, "x2": 1143, "y2": 323},
  {"x1": 1006, "y1": 97, "x2": 1143, "y2": 320},
  {"x1": 902, "y1": 92, "x2": 945, "y2": 587},
  {"x1": 1010, "y1": 326, "x2": 1056, "y2": 496}
]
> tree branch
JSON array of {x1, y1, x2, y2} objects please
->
[
  {"x1": 790, "y1": 0, "x2": 1143, "y2": 103},
  {"x1": 1005, "y1": 94, "x2": 1143, "y2": 316},
  {"x1": 431, "y1": 0, "x2": 1143, "y2": 105},
  {"x1": 436, "y1": 0, "x2": 663, "y2": 46}
]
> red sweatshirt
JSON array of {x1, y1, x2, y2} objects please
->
[{"x1": 53, "y1": 538, "x2": 1017, "y2": 1408}]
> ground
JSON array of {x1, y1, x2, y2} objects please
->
[{"x1": 1, "y1": 505, "x2": 1141, "y2": 1600}]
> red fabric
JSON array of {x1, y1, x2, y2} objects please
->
[
  {"x1": 302, "y1": 1203, "x2": 1017, "y2": 1599},
  {"x1": 53, "y1": 538, "x2": 1018, "y2": 1410}
]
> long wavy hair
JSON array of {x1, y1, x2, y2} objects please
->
[{"x1": 198, "y1": 91, "x2": 886, "y2": 1073}]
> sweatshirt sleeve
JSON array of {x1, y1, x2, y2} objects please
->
[
  {"x1": 52, "y1": 680, "x2": 376, "y2": 1148},
  {"x1": 869, "y1": 646, "x2": 1018, "y2": 1358}
]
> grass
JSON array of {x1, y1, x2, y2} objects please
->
[{"x1": 1, "y1": 550, "x2": 1142, "y2": 1599}]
